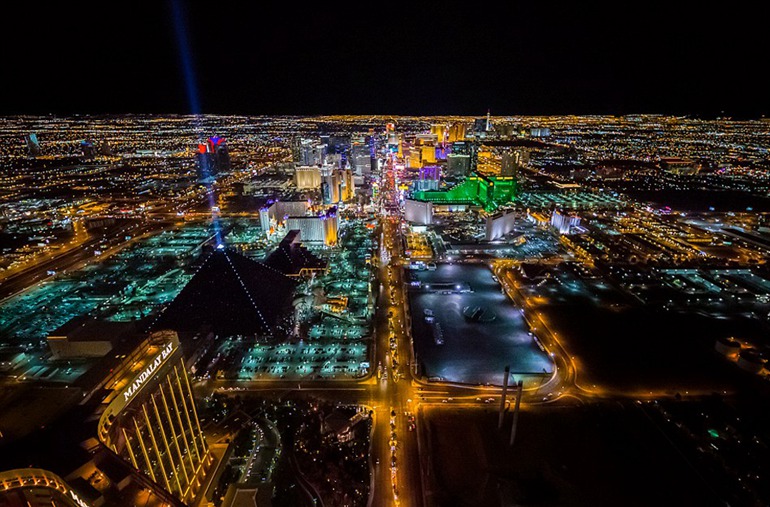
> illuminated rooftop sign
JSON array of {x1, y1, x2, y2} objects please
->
[
  {"x1": 69, "y1": 490, "x2": 91, "y2": 507},
  {"x1": 122, "y1": 341, "x2": 174, "y2": 403}
]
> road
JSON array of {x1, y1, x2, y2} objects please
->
[
  {"x1": 366, "y1": 212, "x2": 422, "y2": 507},
  {"x1": 0, "y1": 220, "x2": 169, "y2": 303}
]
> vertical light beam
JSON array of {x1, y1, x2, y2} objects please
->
[{"x1": 169, "y1": 0, "x2": 223, "y2": 245}]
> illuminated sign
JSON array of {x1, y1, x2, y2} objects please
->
[
  {"x1": 122, "y1": 342, "x2": 174, "y2": 403},
  {"x1": 69, "y1": 490, "x2": 90, "y2": 507}
]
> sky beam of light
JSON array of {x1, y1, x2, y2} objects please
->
[{"x1": 170, "y1": 0, "x2": 223, "y2": 245}]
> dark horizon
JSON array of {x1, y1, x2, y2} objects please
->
[{"x1": 2, "y1": 2, "x2": 768, "y2": 118}]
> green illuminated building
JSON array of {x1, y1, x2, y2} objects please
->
[{"x1": 411, "y1": 172, "x2": 517, "y2": 212}]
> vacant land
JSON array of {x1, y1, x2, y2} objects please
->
[{"x1": 421, "y1": 402, "x2": 722, "y2": 507}]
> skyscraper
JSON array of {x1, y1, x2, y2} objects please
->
[
  {"x1": 196, "y1": 136, "x2": 231, "y2": 182},
  {"x1": 322, "y1": 206, "x2": 339, "y2": 246},
  {"x1": 501, "y1": 149, "x2": 529, "y2": 176},
  {"x1": 340, "y1": 169, "x2": 355, "y2": 201},
  {"x1": 209, "y1": 136, "x2": 230, "y2": 172},
  {"x1": 447, "y1": 153, "x2": 471, "y2": 177},
  {"x1": 415, "y1": 166, "x2": 441, "y2": 191},
  {"x1": 351, "y1": 142, "x2": 372, "y2": 175},
  {"x1": 296, "y1": 139, "x2": 326, "y2": 166},
  {"x1": 259, "y1": 207, "x2": 271, "y2": 238},
  {"x1": 327, "y1": 135, "x2": 350, "y2": 166},
  {"x1": 196, "y1": 143, "x2": 215, "y2": 182},
  {"x1": 420, "y1": 144, "x2": 436, "y2": 164},
  {"x1": 25, "y1": 133, "x2": 42, "y2": 156},
  {"x1": 430, "y1": 124, "x2": 446, "y2": 144},
  {"x1": 473, "y1": 118, "x2": 488, "y2": 134},
  {"x1": 283, "y1": 207, "x2": 339, "y2": 246},
  {"x1": 322, "y1": 172, "x2": 342, "y2": 204},
  {"x1": 97, "y1": 330, "x2": 212, "y2": 505},
  {"x1": 551, "y1": 209, "x2": 580, "y2": 234},
  {"x1": 448, "y1": 122, "x2": 466, "y2": 142}
]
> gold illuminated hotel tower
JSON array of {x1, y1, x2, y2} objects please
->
[{"x1": 98, "y1": 330, "x2": 211, "y2": 505}]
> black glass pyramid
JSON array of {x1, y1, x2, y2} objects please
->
[{"x1": 154, "y1": 248, "x2": 297, "y2": 336}]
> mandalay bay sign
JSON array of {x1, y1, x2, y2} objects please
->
[{"x1": 122, "y1": 341, "x2": 175, "y2": 402}]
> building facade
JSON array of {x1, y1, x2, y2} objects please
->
[
  {"x1": 0, "y1": 469, "x2": 94, "y2": 507},
  {"x1": 97, "y1": 331, "x2": 212, "y2": 505},
  {"x1": 293, "y1": 166, "x2": 322, "y2": 189}
]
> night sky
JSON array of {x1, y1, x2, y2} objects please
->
[{"x1": 2, "y1": 1, "x2": 767, "y2": 117}]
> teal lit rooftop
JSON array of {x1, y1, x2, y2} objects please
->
[{"x1": 412, "y1": 173, "x2": 518, "y2": 212}]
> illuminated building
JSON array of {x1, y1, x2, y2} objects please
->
[
  {"x1": 660, "y1": 157, "x2": 701, "y2": 175},
  {"x1": 267, "y1": 200, "x2": 309, "y2": 225},
  {"x1": 340, "y1": 169, "x2": 355, "y2": 201},
  {"x1": 0, "y1": 468, "x2": 94, "y2": 507},
  {"x1": 526, "y1": 210, "x2": 550, "y2": 228},
  {"x1": 530, "y1": 127, "x2": 551, "y2": 137},
  {"x1": 386, "y1": 132, "x2": 399, "y2": 149},
  {"x1": 319, "y1": 168, "x2": 353, "y2": 203},
  {"x1": 196, "y1": 136, "x2": 230, "y2": 182},
  {"x1": 411, "y1": 172, "x2": 517, "y2": 212},
  {"x1": 293, "y1": 166, "x2": 322, "y2": 189},
  {"x1": 322, "y1": 206, "x2": 339, "y2": 246},
  {"x1": 447, "y1": 153, "x2": 471, "y2": 177},
  {"x1": 474, "y1": 149, "x2": 493, "y2": 175},
  {"x1": 322, "y1": 173, "x2": 341, "y2": 204},
  {"x1": 430, "y1": 124, "x2": 446, "y2": 144},
  {"x1": 550, "y1": 209, "x2": 581, "y2": 234},
  {"x1": 285, "y1": 207, "x2": 338, "y2": 245},
  {"x1": 291, "y1": 137, "x2": 302, "y2": 162},
  {"x1": 25, "y1": 133, "x2": 42, "y2": 156},
  {"x1": 451, "y1": 140, "x2": 479, "y2": 172},
  {"x1": 501, "y1": 149, "x2": 529, "y2": 176},
  {"x1": 325, "y1": 153, "x2": 343, "y2": 169},
  {"x1": 414, "y1": 133, "x2": 438, "y2": 145},
  {"x1": 155, "y1": 250, "x2": 297, "y2": 337},
  {"x1": 451, "y1": 141, "x2": 470, "y2": 155},
  {"x1": 485, "y1": 210, "x2": 517, "y2": 241},
  {"x1": 495, "y1": 124, "x2": 519, "y2": 138},
  {"x1": 408, "y1": 148, "x2": 421, "y2": 168},
  {"x1": 351, "y1": 142, "x2": 372, "y2": 175},
  {"x1": 420, "y1": 145, "x2": 436, "y2": 164},
  {"x1": 286, "y1": 215, "x2": 325, "y2": 242},
  {"x1": 435, "y1": 144, "x2": 448, "y2": 160},
  {"x1": 259, "y1": 207, "x2": 271, "y2": 238},
  {"x1": 296, "y1": 139, "x2": 326, "y2": 165},
  {"x1": 473, "y1": 118, "x2": 488, "y2": 134},
  {"x1": 448, "y1": 122, "x2": 466, "y2": 142},
  {"x1": 415, "y1": 166, "x2": 440, "y2": 191},
  {"x1": 97, "y1": 330, "x2": 212, "y2": 505},
  {"x1": 327, "y1": 135, "x2": 350, "y2": 160},
  {"x1": 405, "y1": 199, "x2": 433, "y2": 225}
]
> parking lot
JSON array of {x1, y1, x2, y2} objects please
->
[
  {"x1": 194, "y1": 338, "x2": 369, "y2": 381},
  {"x1": 409, "y1": 263, "x2": 553, "y2": 385}
]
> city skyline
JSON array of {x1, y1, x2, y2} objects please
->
[
  {"x1": 2, "y1": 2, "x2": 770, "y2": 505},
  {"x1": 2, "y1": 114, "x2": 770, "y2": 506}
]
